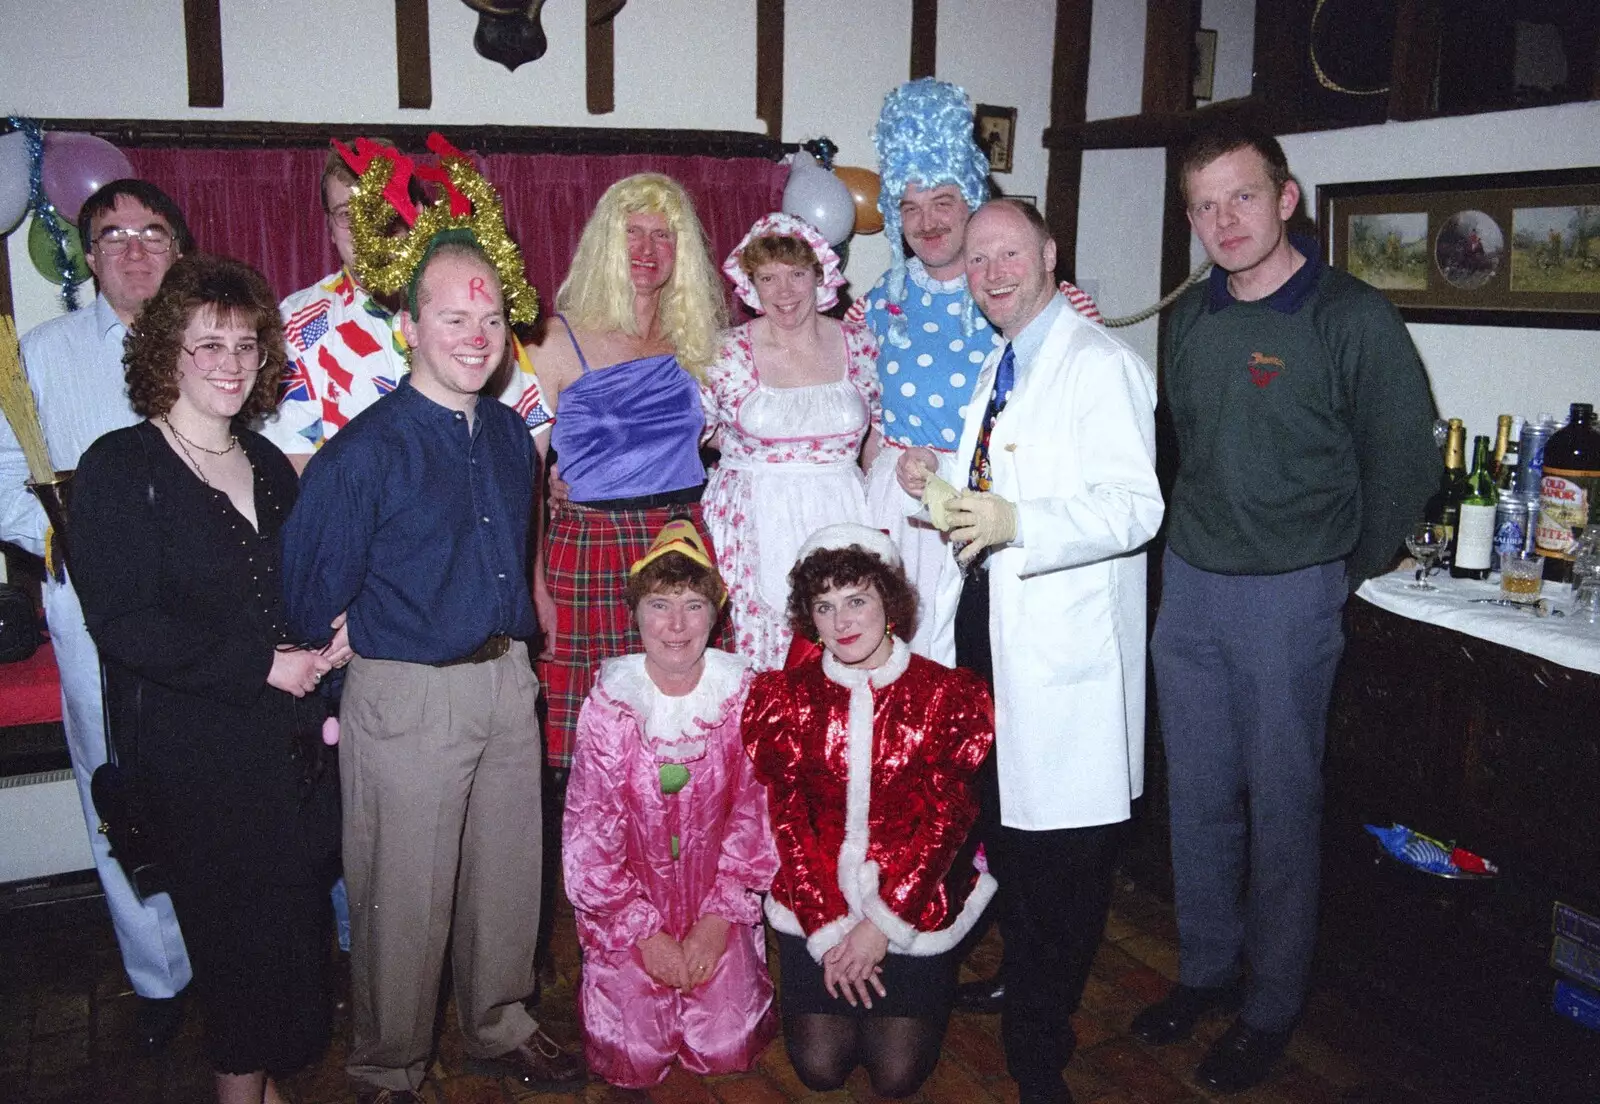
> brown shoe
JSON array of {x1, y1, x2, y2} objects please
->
[
  {"x1": 353, "y1": 1090, "x2": 423, "y2": 1104},
  {"x1": 481, "y1": 1025, "x2": 586, "y2": 1091}
]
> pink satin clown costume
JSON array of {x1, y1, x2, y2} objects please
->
[{"x1": 562, "y1": 523, "x2": 779, "y2": 1089}]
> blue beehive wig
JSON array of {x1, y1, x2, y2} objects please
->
[{"x1": 872, "y1": 78, "x2": 992, "y2": 346}]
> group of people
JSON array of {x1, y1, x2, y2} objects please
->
[{"x1": 0, "y1": 72, "x2": 1443, "y2": 1104}]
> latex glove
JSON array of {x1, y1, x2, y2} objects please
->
[
  {"x1": 947, "y1": 491, "x2": 1018, "y2": 566},
  {"x1": 920, "y1": 469, "x2": 959, "y2": 531}
]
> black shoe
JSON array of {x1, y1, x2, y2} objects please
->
[
  {"x1": 1129, "y1": 982, "x2": 1240, "y2": 1046},
  {"x1": 1195, "y1": 1020, "x2": 1289, "y2": 1094},
  {"x1": 134, "y1": 992, "x2": 186, "y2": 1052},
  {"x1": 954, "y1": 975, "x2": 1005, "y2": 1015}
]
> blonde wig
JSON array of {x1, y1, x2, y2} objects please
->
[{"x1": 555, "y1": 173, "x2": 727, "y2": 378}]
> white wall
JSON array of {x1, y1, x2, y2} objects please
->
[
  {"x1": 1076, "y1": 0, "x2": 1600, "y2": 440},
  {"x1": 1, "y1": 0, "x2": 1058, "y2": 334}
]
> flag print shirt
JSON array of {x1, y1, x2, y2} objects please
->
[{"x1": 262, "y1": 269, "x2": 409, "y2": 456}]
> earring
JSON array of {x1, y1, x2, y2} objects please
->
[{"x1": 885, "y1": 620, "x2": 895, "y2": 641}]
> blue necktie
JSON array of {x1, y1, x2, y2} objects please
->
[{"x1": 967, "y1": 343, "x2": 1015, "y2": 493}]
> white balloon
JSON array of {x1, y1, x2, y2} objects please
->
[
  {"x1": 0, "y1": 131, "x2": 32, "y2": 237},
  {"x1": 781, "y1": 158, "x2": 855, "y2": 246}
]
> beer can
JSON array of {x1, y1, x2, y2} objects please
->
[
  {"x1": 1519, "y1": 415, "x2": 1557, "y2": 492},
  {"x1": 1492, "y1": 492, "x2": 1529, "y2": 572}
]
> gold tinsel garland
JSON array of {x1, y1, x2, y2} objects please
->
[{"x1": 341, "y1": 137, "x2": 540, "y2": 326}]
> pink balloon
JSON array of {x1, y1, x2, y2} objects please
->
[{"x1": 41, "y1": 132, "x2": 134, "y2": 222}]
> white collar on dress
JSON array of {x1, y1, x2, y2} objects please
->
[
  {"x1": 906, "y1": 256, "x2": 967, "y2": 297},
  {"x1": 597, "y1": 649, "x2": 749, "y2": 762}
]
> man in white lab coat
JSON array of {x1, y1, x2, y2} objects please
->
[{"x1": 897, "y1": 198, "x2": 1163, "y2": 1104}]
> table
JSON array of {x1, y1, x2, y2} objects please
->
[{"x1": 1328, "y1": 570, "x2": 1600, "y2": 899}]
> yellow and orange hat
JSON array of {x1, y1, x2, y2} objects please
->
[{"x1": 629, "y1": 520, "x2": 726, "y2": 605}]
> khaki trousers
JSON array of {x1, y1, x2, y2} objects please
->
[{"x1": 339, "y1": 642, "x2": 543, "y2": 1092}]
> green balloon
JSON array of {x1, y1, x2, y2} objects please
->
[{"x1": 27, "y1": 209, "x2": 90, "y2": 285}]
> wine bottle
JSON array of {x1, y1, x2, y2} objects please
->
[
  {"x1": 1537, "y1": 402, "x2": 1600, "y2": 583},
  {"x1": 1424, "y1": 418, "x2": 1468, "y2": 564},
  {"x1": 1452, "y1": 434, "x2": 1497, "y2": 579},
  {"x1": 1491, "y1": 414, "x2": 1514, "y2": 484}
]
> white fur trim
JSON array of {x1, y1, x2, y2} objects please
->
[
  {"x1": 859, "y1": 864, "x2": 998, "y2": 957},
  {"x1": 764, "y1": 896, "x2": 856, "y2": 962},
  {"x1": 594, "y1": 650, "x2": 749, "y2": 760},
  {"x1": 798, "y1": 522, "x2": 902, "y2": 567}
]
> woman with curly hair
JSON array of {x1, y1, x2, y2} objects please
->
[
  {"x1": 702, "y1": 213, "x2": 882, "y2": 670},
  {"x1": 742, "y1": 524, "x2": 994, "y2": 1098},
  {"x1": 69, "y1": 254, "x2": 346, "y2": 1104},
  {"x1": 524, "y1": 173, "x2": 729, "y2": 768}
]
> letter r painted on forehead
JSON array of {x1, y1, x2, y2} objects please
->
[{"x1": 468, "y1": 276, "x2": 490, "y2": 301}]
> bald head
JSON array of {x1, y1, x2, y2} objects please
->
[{"x1": 964, "y1": 201, "x2": 1058, "y2": 338}]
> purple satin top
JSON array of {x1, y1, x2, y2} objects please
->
[{"x1": 549, "y1": 318, "x2": 706, "y2": 503}]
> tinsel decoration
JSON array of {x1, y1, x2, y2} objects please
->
[
  {"x1": 333, "y1": 132, "x2": 539, "y2": 326},
  {"x1": 8, "y1": 117, "x2": 80, "y2": 312}
]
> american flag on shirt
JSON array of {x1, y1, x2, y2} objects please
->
[{"x1": 284, "y1": 300, "x2": 332, "y2": 353}]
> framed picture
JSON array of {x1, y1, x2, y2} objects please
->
[
  {"x1": 974, "y1": 104, "x2": 1017, "y2": 174},
  {"x1": 1319, "y1": 166, "x2": 1600, "y2": 329},
  {"x1": 1194, "y1": 28, "x2": 1218, "y2": 102}
]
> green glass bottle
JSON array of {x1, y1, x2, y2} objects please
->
[{"x1": 1451, "y1": 434, "x2": 1498, "y2": 579}]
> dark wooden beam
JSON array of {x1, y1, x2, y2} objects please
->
[
  {"x1": 1251, "y1": 0, "x2": 1301, "y2": 124},
  {"x1": 1043, "y1": 0, "x2": 1093, "y2": 282},
  {"x1": 1388, "y1": 0, "x2": 1441, "y2": 121},
  {"x1": 910, "y1": 0, "x2": 937, "y2": 80},
  {"x1": 1141, "y1": 0, "x2": 1195, "y2": 115},
  {"x1": 395, "y1": 0, "x2": 433, "y2": 110},
  {"x1": 1045, "y1": 96, "x2": 1266, "y2": 151},
  {"x1": 0, "y1": 237, "x2": 12, "y2": 318},
  {"x1": 586, "y1": 0, "x2": 618, "y2": 115},
  {"x1": 756, "y1": 0, "x2": 784, "y2": 141},
  {"x1": 182, "y1": 0, "x2": 224, "y2": 108}
]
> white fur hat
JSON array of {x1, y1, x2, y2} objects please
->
[{"x1": 796, "y1": 523, "x2": 901, "y2": 567}]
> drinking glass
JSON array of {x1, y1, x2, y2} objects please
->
[
  {"x1": 1404, "y1": 523, "x2": 1447, "y2": 590},
  {"x1": 1499, "y1": 551, "x2": 1545, "y2": 603}
]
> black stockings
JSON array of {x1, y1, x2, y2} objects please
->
[{"x1": 784, "y1": 1012, "x2": 946, "y2": 1098}]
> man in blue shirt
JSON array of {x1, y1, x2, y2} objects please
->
[
  {"x1": 0, "y1": 180, "x2": 196, "y2": 1051},
  {"x1": 283, "y1": 238, "x2": 582, "y2": 1101}
]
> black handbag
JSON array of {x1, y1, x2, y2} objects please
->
[
  {"x1": 90, "y1": 669, "x2": 167, "y2": 899},
  {"x1": 0, "y1": 583, "x2": 42, "y2": 663}
]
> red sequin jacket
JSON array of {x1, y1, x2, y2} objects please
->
[{"x1": 743, "y1": 639, "x2": 996, "y2": 961}]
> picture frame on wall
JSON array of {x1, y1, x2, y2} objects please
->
[
  {"x1": 1319, "y1": 166, "x2": 1600, "y2": 330},
  {"x1": 1194, "y1": 28, "x2": 1218, "y2": 102},
  {"x1": 974, "y1": 104, "x2": 1017, "y2": 174}
]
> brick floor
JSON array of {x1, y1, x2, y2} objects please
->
[{"x1": 1, "y1": 873, "x2": 1592, "y2": 1103}]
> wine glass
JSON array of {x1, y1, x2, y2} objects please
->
[{"x1": 1404, "y1": 523, "x2": 1447, "y2": 590}]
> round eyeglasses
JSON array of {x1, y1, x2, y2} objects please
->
[
  {"x1": 183, "y1": 341, "x2": 266, "y2": 374},
  {"x1": 95, "y1": 226, "x2": 175, "y2": 255}
]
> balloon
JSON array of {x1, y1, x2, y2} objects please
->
[
  {"x1": 782, "y1": 153, "x2": 854, "y2": 246},
  {"x1": 27, "y1": 210, "x2": 91, "y2": 285},
  {"x1": 41, "y1": 132, "x2": 133, "y2": 222},
  {"x1": 833, "y1": 166, "x2": 883, "y2": 235},
  {"x1": 0, "y1": 131, "x2": 31, "y2": 237}
]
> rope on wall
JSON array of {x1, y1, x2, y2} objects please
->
[{"x1": 1100, "y1": 259, "x2": 1213, "y2": 328}]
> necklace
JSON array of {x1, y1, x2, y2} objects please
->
[{"x1": 162, "y1": 415, "x2": 238, "y2": 457}]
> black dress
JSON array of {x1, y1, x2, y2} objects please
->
[{"x1": 69, "y1": 420, "x2": 339, "y2": 1076}]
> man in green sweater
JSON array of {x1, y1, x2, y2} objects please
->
[{"x1": 1130, "y1": 126, "x2": 1440, "y2": 1093}]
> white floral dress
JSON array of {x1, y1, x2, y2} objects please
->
[{"x1": 703, "y1": 322, "x2": 883, "y2": 670}]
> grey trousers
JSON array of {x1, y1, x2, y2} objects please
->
[
  {"x1": 339, "y1": 642, "x2": 544, "y2": 1092},
  {"x1": 1150, "y1": 551, "x2": 1346, "y2": 1034}
]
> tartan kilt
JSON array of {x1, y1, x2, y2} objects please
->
[{"x1": 541, "y1": 501, "x2": 722, "y2": 767}]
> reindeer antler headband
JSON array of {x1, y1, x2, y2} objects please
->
[{"x1": 334, "y1": 132, "x2": 540, "y2": 325}]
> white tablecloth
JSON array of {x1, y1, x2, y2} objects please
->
[{"x1": 1357, "y1": 568, "x2": 1600, "y2": 675}]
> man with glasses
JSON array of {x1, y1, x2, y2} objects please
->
[
  {"x1": 262, "y1": 145, "x2": 411, "y2": 473},
  {"x1": 0, "y1": 179, "x2": 196, "y2": 1051}
]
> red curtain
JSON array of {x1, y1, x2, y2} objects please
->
[{"x1": 124, "y1": 146, "x2": 788, "y2": 312}]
